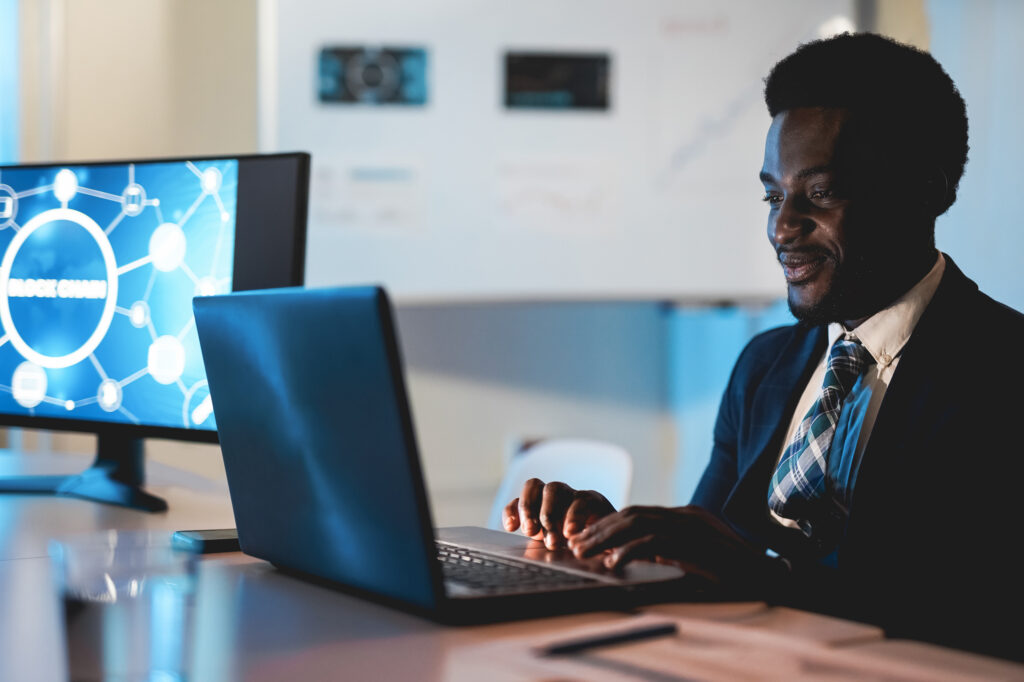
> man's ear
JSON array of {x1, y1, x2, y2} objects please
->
[{"x1": 923, "y1": 167, "x2": 951, "y2": 216}]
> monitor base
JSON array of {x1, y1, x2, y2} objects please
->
[{"x1": 0, "y1": 433, "x2": 167, "y2": 512}]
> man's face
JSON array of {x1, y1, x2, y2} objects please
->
[{"x1": 760, "y1": 107, "x2": 883, "y2": 325}]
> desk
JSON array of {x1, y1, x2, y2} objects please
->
[{"x1": 2, "y1": 450, "x2": 1021, "y2": 681}]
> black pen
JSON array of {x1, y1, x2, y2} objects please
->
[{"x1": 534, "y1": 621, "x2": 679, "y2": 656}]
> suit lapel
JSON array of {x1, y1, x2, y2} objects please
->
[
  {"x1": 724, "y1": 324, "x2": 827, "y2": 552},
  {"x1": 847, "y1": 255, "x2": 976, "y2": 522}
]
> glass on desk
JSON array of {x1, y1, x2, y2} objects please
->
[{"x1": 49, "y1": 530, "x2": 198, "y2": 682}]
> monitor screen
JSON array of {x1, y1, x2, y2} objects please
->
[{"x1": 0, "y1": 152, "x2": 308, "y2": 440}]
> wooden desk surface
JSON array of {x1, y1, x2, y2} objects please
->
[{"x1": 1, "y1": 450, "x2": 1021, "y2": 681}]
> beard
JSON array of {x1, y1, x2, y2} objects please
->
[
  {"x1": 787, "y1": 252, "x2": 879, "y2": 326},
  {"x1": 788, "y1": 283, "x2": 847, "y2": 325}
]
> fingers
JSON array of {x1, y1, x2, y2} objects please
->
[
  {"x1": 563, "y1": 492, "x2": 614, "y2": 538},
  {"x1": 603, "y1": 534, "x2": 656, "y2": 569},
  {"x1": 569, "y1": 506, "x2": 654, "y2": 558},
  {"x1": 540, "y1": 482, "x2": 574, "y2": 549},
  {"x1": 502, "y1": 497, "x2": 521, "y2": 532},
  {"x1": 505, "y1": 480, "x2": 616, "y2": 551},
  {"x1": 517, "y1": 478, "x2": 546, "y2": 539},
  {"x1": 507, "y1": 479, "x2": 580, "y2": 546},
  {"x1": 562, "y1": 496, "x2": 588, "y2": 538},
  {"x1": 568, "y1": 513, "x2": 632, "y2": 558}
]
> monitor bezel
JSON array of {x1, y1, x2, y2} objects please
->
[{"x1": 0, "y1": 150, "x2": 310, "y2": 443}]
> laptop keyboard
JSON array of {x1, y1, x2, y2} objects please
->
[{"x1": 437, "y1": 543, "x2": 599, "y2": 594}]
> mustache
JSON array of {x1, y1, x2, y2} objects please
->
[{"x1": 776, "y1": 245, "x2": 837, "y2": 265}]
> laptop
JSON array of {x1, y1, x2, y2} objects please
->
[{"x1": 193, "y1": 285, "x2": 691, "y2": 623}]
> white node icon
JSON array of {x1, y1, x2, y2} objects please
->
[
  {"x1": 97, "y1": 379, "x2": 123, "y2": 412},
  {"x1": 192, "y1": 396, "x2": 213, "y2": 425},
  {"x1": 182, "y1": 380, "x2": 213, "y2": 428},
  {"x1": 129, "y1": 300, "x2": 150, "y2": 328},
  {"x1": 149, "y1": 222, "x2": 186, "y2": 272},
  {"x1": 201, "y1": 167, "x2": 222, "y2": 194},
  {"x1": 54, "y1": 169, "x2": 78, "y2": 203},
  {"x1": 148, "y1": 335, "x2": 185, "y2": 385},
  {"x1": 65, "y1": 400, "x2": 74, "y2": 411},
  {"x1": 0, "y1": 184, "x2": 17, "y2": 229},
  {"x1": 12, "y1": 362, "x2": 47, "y2": 408},
  {"x1": 195, "y1": 277, "x2": 218, "y2": 297},
  {"x1": 121, "y1": 183, "x2": 147, "y2": 217}
]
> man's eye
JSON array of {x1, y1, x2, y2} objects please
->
[
  {"x1": 810, "y1": 189, "x2": 834, "y2": 200},
  {"x1": 762, "y1": 193, "x2": 782, "y2": 204}
]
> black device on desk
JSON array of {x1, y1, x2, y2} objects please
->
[
  {"x1": 0, "y1": 152, "x2": 309, "y2": 511},
  {"x1": 172, "y1": 528, "x2": 241, "y2": 553},
  {"x1": 193, "y1": 285, "x2": 691, "y2": 624}
]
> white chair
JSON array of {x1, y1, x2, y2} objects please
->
[{"x1": 486, "y1": 438, "x2": 633, "y2": 530}]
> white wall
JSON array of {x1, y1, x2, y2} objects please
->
[
  {"x1": 270, "y1": 0, "x2": 850, "y2": 302},
  {"x1": 18, "y1": 0, "x2": 258, "y2": 163},
  {"x1": 928, "y1": 0, "x2": 1024, "y2": 312},
  {"x1": 396, "y1": 302, "x2": 676, "y2": 525}
]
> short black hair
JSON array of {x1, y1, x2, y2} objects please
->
[{"x1": 764, "y1": 32, "x2": 968, "y2": 216}]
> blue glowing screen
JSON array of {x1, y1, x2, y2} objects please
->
[{"x1": 0, "y1": 159, "x2": 237, "y2": 430}]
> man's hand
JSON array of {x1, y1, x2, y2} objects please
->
[
  {"x1": 502, "y1": 479, "x2": 615, "y2": 550},
  {"x1": 567, "y1": 504, "x2": 778, "y2": 589}
]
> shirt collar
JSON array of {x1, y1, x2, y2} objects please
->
[{"x1": 827, "y1": 252, "x2": 946, "y2": 368}]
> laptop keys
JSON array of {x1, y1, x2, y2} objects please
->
[{"x1": 437, "y1": 544, "x2": 598, "y2": 594}]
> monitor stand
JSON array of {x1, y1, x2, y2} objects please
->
[{"x1": 0, "y1": 432, "x2": 167, "y2": 512}]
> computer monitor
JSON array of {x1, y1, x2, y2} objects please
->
[{"x1": 0, "y1": 152, "x2": 309, "y2": 510}]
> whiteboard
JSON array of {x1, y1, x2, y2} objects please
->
[{"x1": 264, "y1": 0, "x2": 853, "y2": 302}]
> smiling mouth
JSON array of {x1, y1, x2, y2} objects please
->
[{"x1": 779, "y1": 252, "x2": 830, "y2": 284}]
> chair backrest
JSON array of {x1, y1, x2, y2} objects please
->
[{"x1": 486, "y1": 438, "x2": 633, "y2": 530}]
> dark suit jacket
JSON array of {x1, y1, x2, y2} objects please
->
[{"x1": 692, "y1": 255, "x2": 1024, "y2": 660}]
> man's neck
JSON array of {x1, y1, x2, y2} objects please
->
[{"x1": 843, "y1": 247, "x2": 939, "y2": 330}]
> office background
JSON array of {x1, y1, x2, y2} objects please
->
[{"x1": 1, "y1": 0, "x2": 1020, "y2": 526}]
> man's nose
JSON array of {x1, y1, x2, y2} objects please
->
[{"x1": 769, "y1": 196, "x2": 815, "y2": 245}]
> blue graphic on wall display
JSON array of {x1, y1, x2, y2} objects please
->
[
  {"x1": 318, "y1": 46, "x2": 428, "y2": 105},
  {"x1": 0, "y1": 159, "x2": 237, "y2": 430}
]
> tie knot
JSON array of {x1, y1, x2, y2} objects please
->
[{"x1": 826, "y1": 338, "x2": 873, "y2": 392}]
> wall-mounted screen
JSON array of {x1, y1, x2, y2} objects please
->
[
  {"x1": 318, "y1": 46, "x2": 428, "y2": 105},
  {"x1": 504, "y1": 52, "x2": 610, "y2": 110}
]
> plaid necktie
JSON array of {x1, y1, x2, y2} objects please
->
[{"x1": 768, "y1": 337, "x2": 873, "y2": 538}]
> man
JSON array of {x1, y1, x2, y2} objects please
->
[{"x1": 503, "y1": 33, "x2": 1023, "y2": 660}]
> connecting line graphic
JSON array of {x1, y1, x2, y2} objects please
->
[
  {"x1": 176, "y1": 317, "x2": 195, "y2": 341},
  {"x1": 0, "y1": 161, "x2": 233, "y2": 427},
  {"x1": 14, "y1": 186, "x2": 52, "y2": 198},
  {"x1": 116, "y1": 255, "x2": 152, "y2": 276},
  {"x1": 77, "y1": 188, "x2": 123, "y2": 202},
  {"x1": 87, "y1": 353, "x2": 108, "y2": 381},
  {"x1": 0, "y1": 181, "x2": 56, "y2": 233},
  {"x1": 104, "y1": 213, "x2": 125, "y2": 236}
]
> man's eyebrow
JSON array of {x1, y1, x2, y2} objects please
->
[
  {"x1": 795, "y1": 164, "x2": 834, "y2": 180},
  {"x1": 759, "y1": 165, "x2": 834, "y2": 183}
]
